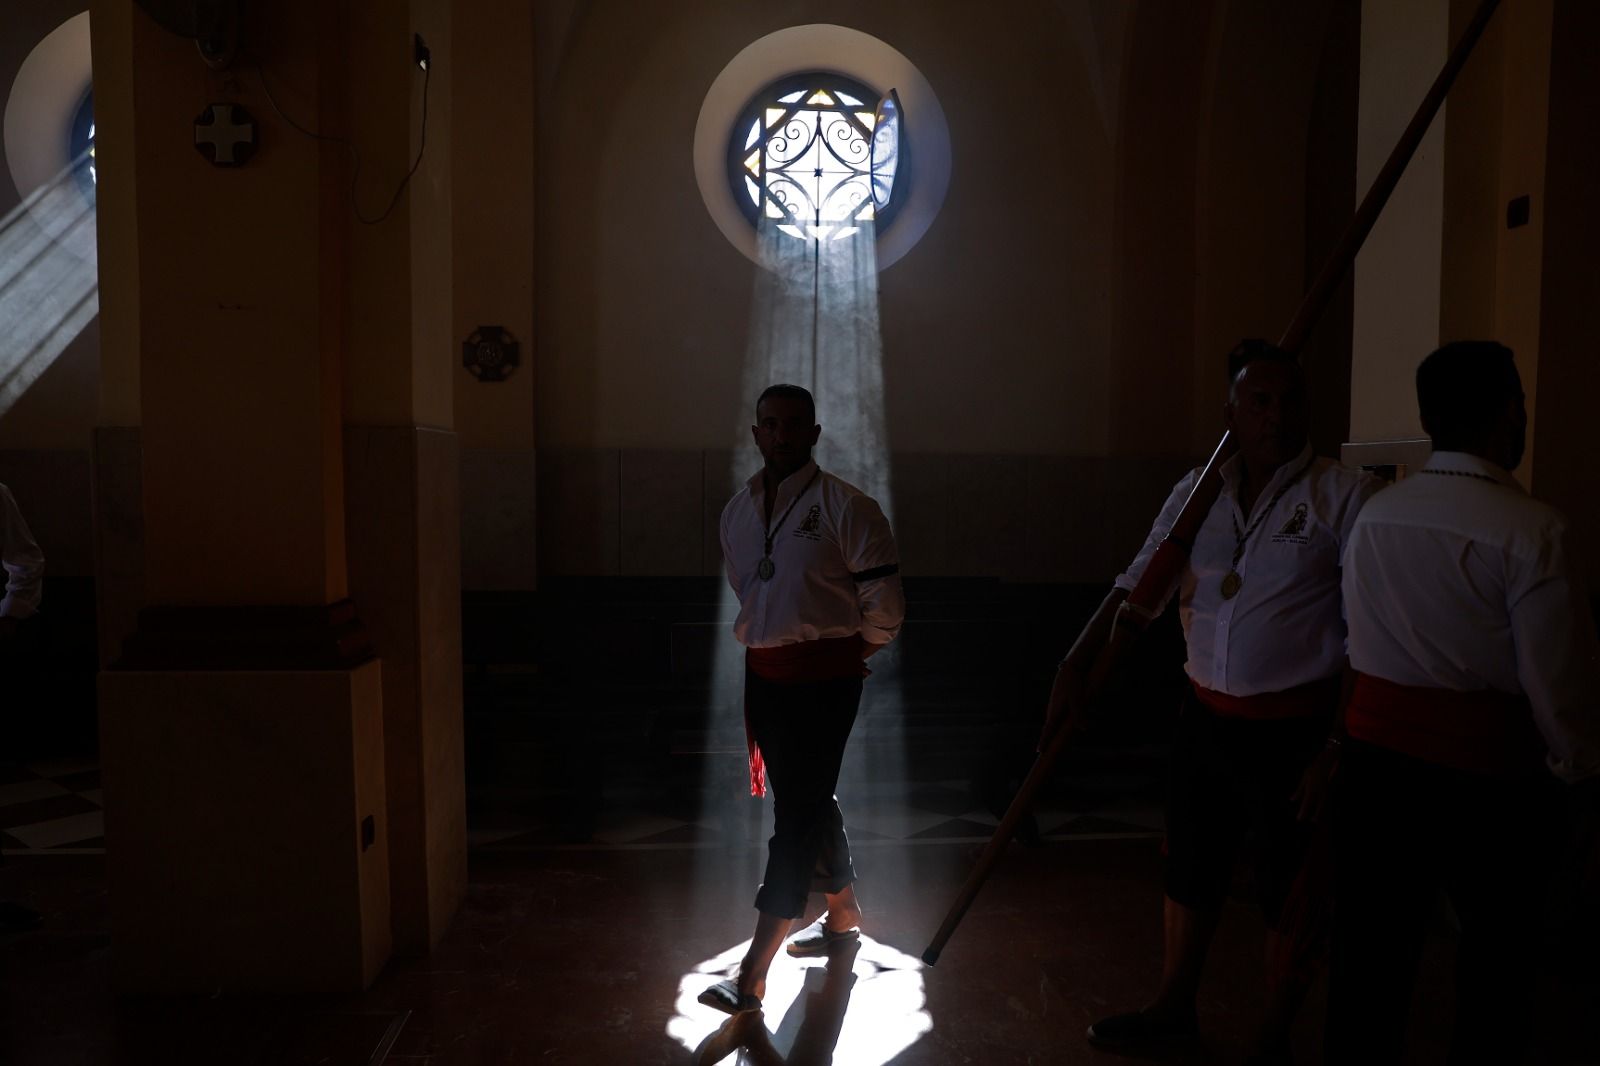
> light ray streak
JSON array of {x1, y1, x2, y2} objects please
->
[{"x1": 0, "y1": 151, "x2": 99, "y2": 417}]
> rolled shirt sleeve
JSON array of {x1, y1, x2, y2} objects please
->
[
  {"x1": 1112, "y1": 468, "x2": 1197, "y2": 611},
  {"x1": 1508, "y1": 522, "x2": 1600, "y2": 783},
  {"x1": 0, "y1": 485, "x2": 44, "y2": 619},
  {"x1": 837, "y1": 494, "x2": 904, "y2": 645}
]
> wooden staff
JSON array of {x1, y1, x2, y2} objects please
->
[{"x1": 923, "y1": 0, "x2": 1503, "y2": 966}]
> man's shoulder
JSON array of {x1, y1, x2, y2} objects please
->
[
  {"x1": 817, "y1": 471, "x2": 888, "y2": 516},
  {"x1": 720, "y1": 484, "x2": 754, "y2": 527},
  {"x1": 1354, "y1": 473, "x2": 1567, "y2": 548}
]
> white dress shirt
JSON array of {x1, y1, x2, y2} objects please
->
[
  {"x1": 0, "y1": 483, "x2": 43, "y2": 620},
  {"x1": 1342, "y1": 450, "x2": 1600, "y2": 783},
  {"x1": 1116, "y1": 443, "x2": 1381, "y2": 697},
  {"x1": 721, "y1": 460, "x2": 905, "y2": 649}
]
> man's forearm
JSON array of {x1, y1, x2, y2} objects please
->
[{"x1": 1061, "y1": 587, "x2": 1130, "y2": 673}]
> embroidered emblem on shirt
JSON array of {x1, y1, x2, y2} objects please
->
[
  {"x1": 793, "y1": 504, "x2": 823, "y2": 540},
  {"x1": 1271, "y1": 502, "x2": 1311, "y2": 545}
]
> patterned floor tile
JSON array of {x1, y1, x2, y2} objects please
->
[
  {"x1": 909, "y1": 817, "x2": 1005, "y2": 840},
  {"x1": 0, "y1": 779, "x2": 71, "y2": 807},
  {"x1": 590, "y1": 812, "x2": 694, "y2": 846},
  {"x1": 54, "y1": 770, "x2": 100, "y2": 792},
  {"x1": 0, "y1": 795, "x2": 100, "y2": 831},
  {"x1": 1051, "y1": 814, "x2": 1160, "y2": 837},
  {"x1": 8, "y1": 811, "x2": 104, "y2": 849},
  {"x1": 840, "y1": 807, "x2": 950, "y2": 840},
  {"x1": 24, "y1": 757, "x2": 99, "y2": 778}
]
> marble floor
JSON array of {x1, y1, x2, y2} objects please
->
[
  {"x1": 5, "y1": 792, "x2": 1598, "y2": 1065},
  {"x1": 4, "y1": 581, "x2": 1596, "y2": 1063}
]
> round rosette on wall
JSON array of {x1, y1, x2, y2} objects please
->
[{"x1": 462, "y1": 325, "x2": 520, "y2": 382}]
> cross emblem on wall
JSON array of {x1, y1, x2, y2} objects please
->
[{"x1": 194, "y1": 103, "x2": 257, "y2": 166}]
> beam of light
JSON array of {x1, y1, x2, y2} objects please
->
[
  {"x1": 667, "y1": 936, "x2": 932, "y2": 1064},
  {"x1": 0, "y1": 151, "x2": 99, "y2": 417}
]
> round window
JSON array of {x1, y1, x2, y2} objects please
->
[
  {"x1": 727, "y1": 72, "x2": 902, "y2": 242},
  {"x1": 69, "y1": 88, "x2": 95, "y2": 200}
]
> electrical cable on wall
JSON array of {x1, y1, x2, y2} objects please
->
[{"x1": 246, "y1": 47, "x2": 431, "y2": 226}]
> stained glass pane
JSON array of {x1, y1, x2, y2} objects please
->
[{"x1": 733, "y1": 75, "x2": 894, "y2": 243}]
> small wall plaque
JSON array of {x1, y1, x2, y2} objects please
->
[
  {"x1": 463, "y1": 325, "x2": 520, "y2": 382},
  {"x1": 194, "y1": 103, "x2": 257, "y2": 166}
]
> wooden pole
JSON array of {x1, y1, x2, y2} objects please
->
[{"x1": 923, "y1": 0, "x2": 1503, "y2": 966}]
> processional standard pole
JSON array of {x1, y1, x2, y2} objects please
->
[{"x1": 922, "y1": 0, "x2": 1503, "y2": 966}]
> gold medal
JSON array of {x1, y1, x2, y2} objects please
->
[{"x1": 1220, "y1": 570, "x2": 1242, "y2": 599}]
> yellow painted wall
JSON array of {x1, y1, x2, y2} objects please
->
[
  {"x1": 1351, "y1": 0, "x2": 1447, "y2": 445},
  {"x1": 452, "y1": 0, "x2": 535, "y2": 451},
  {"x1": 536, "y1": 0, "x2": 1118, "y2": 457},
  {"x1": 129, "y1": 3, "x2": 346, "y2": 605}
]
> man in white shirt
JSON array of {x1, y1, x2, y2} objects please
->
[
  {"x1": 0, "y1": 481, "x2": 45, "y2": 934},
  {"x1": 699, "y1": 384, "x2": 904, "y2": 1016},
  {"x1": 1327, "y1": 341, "x2": 1600, "y2": 1064},
  {"x1": 1053, "y1": 342, "x2": 1380, "y2": 1063},
  {"x1": 0, "y1": 482, "x2": 43, "y2": 640}
]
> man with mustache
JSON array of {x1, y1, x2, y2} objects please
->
[{"x1": 1051, "y1": 341, "x2": 1380, "y2": 1064}]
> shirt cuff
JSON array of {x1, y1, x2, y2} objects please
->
[
  {"x1": 0, "y1": 597, "x2": 34, "y2": 620},
  {"x1": 859, "y1": 625, "x2": 896, "y2": 647}
]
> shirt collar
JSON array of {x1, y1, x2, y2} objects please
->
[
  {"x1": 747, "y1": 458, "x2": 820, "y2": 504},
  {"x1": 1421, "y1": 450, "x2": 1523, "y2": 491},
  {"x1": 1220, "y1": 440, "x2": 1314, "y2": 500}
]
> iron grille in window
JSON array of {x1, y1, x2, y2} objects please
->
[{"x1": 728, "y1": 73, "x2": 902, "y2": 243}]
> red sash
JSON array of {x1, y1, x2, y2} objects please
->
[
  {"x1": 1191, "y1": 675, "x2": 1339, "y2": 720},
  {"x1": 746, "y1": 635, "x2": 868, "y2": 683},
  {"x1": 743, "y1": 636, "x2": 868, "y2": 796},
  {"x1": 1345, "y1": 671, "x2": 1544, "y2": 777}
]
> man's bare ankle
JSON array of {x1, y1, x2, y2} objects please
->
[{"x1": 824, "y1": 907, "x2": 862, "y2": 932}]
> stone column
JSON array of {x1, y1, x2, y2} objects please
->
[
  {"x1": 89, "y1": 0, "x2": 451, "y2": 992},
  {"x1": 341, "y1": 0, "x2": 467, "y2": 956}
]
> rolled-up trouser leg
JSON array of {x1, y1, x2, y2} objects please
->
[{"x1": 746, "y1": 670, "x2": 863, "y2": 919}]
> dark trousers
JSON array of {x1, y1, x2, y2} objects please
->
[
  {"x1": 745, "y1": 669, "x2": 863, "y2": 920},
  {"x1": 1326, "y1": 740, "x2": 1560, "y2": 1066},
  {"x1": 1164, "y1": 693, "x2": 1330, "y2": 926}
]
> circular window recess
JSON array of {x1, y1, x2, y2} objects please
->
[
  {"x1": 3, "y1": 10, "x2": 96, "y2": 260},
  {"x1": 694, "y1": 24, "x2": 950, "y2": 271}
]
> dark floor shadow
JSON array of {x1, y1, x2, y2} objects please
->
[{"x1": 692, "y1": 939, "x2": 862, "y2": 1065}]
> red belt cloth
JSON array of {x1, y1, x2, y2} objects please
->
[
  {"x1": 744, "y1": 635, "x2": 868, "y2": 796},
  {"x1": 1190, "y1": 675, "x2": 1339, "y2": 720},
  {"x1": 746, "y1": 635, "x2": 868, "y2": 683},
  {"x1": 1344, "y1": 671, "x2": 1544, "y2": 777}
]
